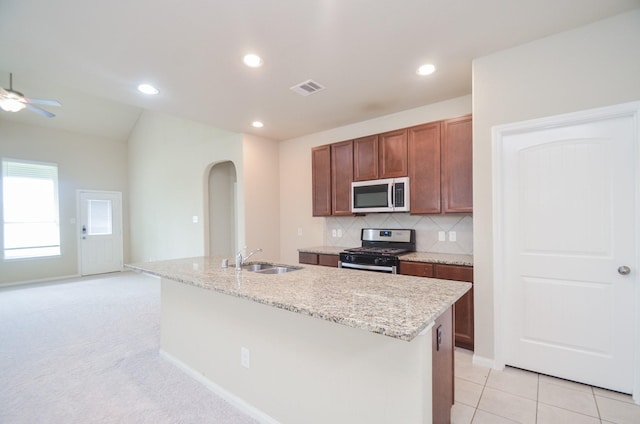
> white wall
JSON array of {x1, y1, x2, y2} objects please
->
[
  {"x1": 127, "y1": 112, "x2": 281, "y2": 264},
  {"x1": 472, "y1": 9, "x2": 640, "y2": 362},
  {"x1": 128, "y1": 111, "x2": 244, "y2": 262},
  {"x1": 278, "y1": 95, "x2": 473, "y2": 264},
  {"x1": 0, "y1": 120, "x2": 128, "y2": 285}
]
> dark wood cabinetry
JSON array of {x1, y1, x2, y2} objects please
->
[
  {"x1": 432, "y1": 306, "x2": 454, "y2": 424},
  {"x1": 379, "y1": 129, "x2": 408, "y2": 178},
  {"x1": 353, "y1": 135, "x2": 378, "y2": 181},
  {"x1": 407, "y1": 115, "x2": 473, "y2": 214},
  {"x1": 311, "y1": 145, "x2": 332, "y2": 216},
  {"x1": 312, "y1": 114, "x2": 471, "y2": 216},
  {"x1": 354, "y1": 130, "x2": 407, "y2": 181},
  {"x1": 399, "y1": 261, "x2": 474, "y2": 350},
  {"x1": 408, "y1": 122, "x2": 442, "y2": 214},
  {"x1": 299, "y1": 252, "x2": 339, "y2": 268},
  {"x1": 331, "y1": 141, "x2": 354, "y2": 216},
  {"x1": 311, "y1": 141, "x2": 353, "y2": 217},
  {"x1": 442, "y1": 115, "x2": 473, "y2": 213}
]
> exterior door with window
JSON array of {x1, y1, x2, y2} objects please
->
[{"x1": 79, "y1": 191, "x2": 123, "y2": 276}]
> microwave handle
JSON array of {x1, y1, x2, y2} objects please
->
[{"x1": 389, "y1": 182, "x2": 394, "y2": 208}]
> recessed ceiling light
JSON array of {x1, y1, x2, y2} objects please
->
[
  {"x1": 416, "y1": 64, "x2": 436, "y2": 76},
  {"x1": 251, "y1": 121, "x2": 264, "y2": 128},
  {"x1": 243, "y1": 54, "x2": 263, "y2": 68},
  {"x1": 137, "y1": 83, "x2": 159, "y2": 95}
]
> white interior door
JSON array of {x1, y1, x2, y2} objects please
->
[
  {"x1": 495, "y1": 105, "x2": 638, "y2": 394},
  {"x1": 79, "y1": 190, "x2": 123, "y2": 276}
]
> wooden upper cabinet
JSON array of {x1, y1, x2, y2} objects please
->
[
  {"x1": 378, "y1": 129, "x2": 408, "y2": 178},
  {"x1": 442, "y1": 115, "x2": 473, "y2": 213},
  {"x1": 331, "y1": 140, "x2": 354, "y2": 215},
  {"x1": 354, "y1": 131, "x2": 408, "y2": 181},
  {"x1": 311, "y1": 144, "x2": 332, "y2": 216},
  {"x1": 408, "y1": 122, "x2": 442, "y2": 214},
  {"x1": 353, "y1": 135, "x2": 378, "y2": 181}
]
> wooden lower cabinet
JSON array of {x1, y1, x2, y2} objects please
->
[
  {"x1": 298, "y1": 252, "x2": 339, "y2": 268},
  {"x1": 432, "y1": 306, "x2": 454, "y2": 424},
  {"x1": 400, "y1": 261, "x2": 474, "y2": 351}
]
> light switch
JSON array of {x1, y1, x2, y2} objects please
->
[
  {"x1": 438, "y1": 231, "x2": 446, "y2": 241},
  {"x1": 449, "y1": 231, "x2": 457, "y2": 242},
  {"x1": 192, "y1": 215, "x2": 199, "y2": 223},
  {"x1": 337, "y1": 229, "x2": 343, "y2": 238},
  {"x1": 332, "y1": 229, "x2": 337, "y2": 237},
  {"x1": 297, "y1": 227, "x2": 303, "y2": 236}
]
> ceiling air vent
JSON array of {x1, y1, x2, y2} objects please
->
[{"x1": 290, "y1": 79, "x2": 325, "y2": 96}]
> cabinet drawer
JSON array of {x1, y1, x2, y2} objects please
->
[
  {"x1": 434, "y1": 264, "x2": 473, "y2": 282},
  {"x1": 299, "y1": 252, "x2": 319, "y2": 265},
  {"x1": 399, "y1": 261, "x2": 434, "y2": 277},
  {"x1": 318, "y1": 254, "x2": 339, "y2": 267}
]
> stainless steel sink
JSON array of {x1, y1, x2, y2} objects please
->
[{"x1": 242, "y1": 262, "x2": 301, "y2": 274}]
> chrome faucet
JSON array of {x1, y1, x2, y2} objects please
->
[{"x1": 235, "y1": 247, "x2": 263, "y2": 270}]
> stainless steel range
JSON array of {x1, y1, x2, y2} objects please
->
[{"x1": 338, "y1": 228, "x2": 415, "y2": 274}]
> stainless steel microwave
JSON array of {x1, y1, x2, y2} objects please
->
[{"x1": 351, "y1": 177, "x2": 410, "y2": 213}]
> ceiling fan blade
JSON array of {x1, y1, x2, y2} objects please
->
[
  {"x1": 26, "y1": 97, "x2": 62, "y2": 107},
  {"x1": 25, "y1": 103, "x2": 56, "y2": 118}
]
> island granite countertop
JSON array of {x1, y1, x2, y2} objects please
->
[
  {"x1": 126, "y1": 256, "x2": 471, "y2": 342},
  {"x1": 298, "y1": 246, "x2": 473, "y2": 266}
]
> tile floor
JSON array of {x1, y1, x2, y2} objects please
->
[{"x1": 452, "y1": 348, "x2": 640, "y2": 424}]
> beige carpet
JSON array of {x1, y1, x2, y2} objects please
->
[{"x1": 0, "y1": 272, "x2": 259, "y2": 424}]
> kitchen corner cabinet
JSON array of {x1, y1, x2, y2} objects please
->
[
  {"x1": 353, "y1": 130, "x2": 407, "y2": 181},
  {"x1": 299, "y1": 252, "x2": 339, "y2": 267},
  {"x1": 400, "y1": 261, "x2": 474, "y2": 350},
  {"x1": 311, "y1": 145, "x2": 332, "y2": 216},
  {"x1": 442, "y1": 115, "x2": 473, "y2": 213},
  {"x1": 331, "y1": 140, "x2": 354, "y2": 215}
]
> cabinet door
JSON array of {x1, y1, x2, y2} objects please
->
[
  {"x1": 318, "y1": 254, "x2": 339, "y2": 267},
  {"x1": 311, "y1": 145, "x2": 332, "y2": 216},
  {"x1": 299, "y1": 252, "x2": 319, "y2": 265},
  {"x1": 432, "y1": 306, "x2": 454, "y2": 424},
  {"x1": 331, "y1": 140, "x2": 354, "y2": 215},
  {"x1": 407, "y1": 122, "x2": 441, "y2": 214},
  {"x1": 442, "y1": 115, "x2": 473, "y2": 213},
  {"x1": 353, "y1": 135, "x2": 378, "y2": 181},
  {"x1": 435, "y1": 264, "x2": 474, "y2": 351},
  {"x1": 378, "y1": 129, "x2": 408, "y2": 178}
]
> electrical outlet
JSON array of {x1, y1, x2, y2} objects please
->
[
  {"x1": 337, "y1": 229, "x2": 343, "y2": 238},
  {"x1": 449, "y1": 231, "x2": 457, "y2": 242},
  {"x1": 297, "y1": 227, "x2": 303, "y2": 236},
  {"x1": 192, "y1": 215, "x2": 199, "y2": 223},
  {"x1": 241, "y1": 347, "x2": 250, "y2": 369},
  {"x1": 438, "y1": 231, "x2": 446, "y2": 242},
  {"x1": 332, "y1": 229, "x2": 337, "y2": 237}
]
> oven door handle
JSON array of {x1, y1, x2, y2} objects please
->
[{"x1": 338, "y1": 261, "x2": 397, "y2": 274}]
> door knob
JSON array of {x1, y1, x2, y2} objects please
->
[{"x1": 618, "y1": 266, "x2": 631, "y2": 275}]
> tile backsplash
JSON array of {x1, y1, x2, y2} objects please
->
[{"x1": 324, "y1": 213, "x2": 473, "y2": 254}]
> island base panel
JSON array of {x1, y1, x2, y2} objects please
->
[{"x1": 160, "y1": 278, "x2": 434, "y2": 424}]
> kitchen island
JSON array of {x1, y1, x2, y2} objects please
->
[{"x1": 127, "y1": 256, "x2": 471, "y2": 424}]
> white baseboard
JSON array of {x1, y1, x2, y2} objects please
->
[
  {"x1": 0, "y1": 273, "x2": 81, "y2": 288},
  {"x1": 159, "y1": 349, "x2": 280, "y2": 424},
  {"x1": 472, "y1": 354, "x2": 502, "y2": 370}
]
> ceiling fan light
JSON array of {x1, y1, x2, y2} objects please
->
[{"x1": 0, "y1": 97, "x2": 26, "y2": 112}]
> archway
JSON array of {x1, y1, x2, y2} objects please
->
[{"x1": 207, "y1": 161, "x2": 238, "y2": 257}]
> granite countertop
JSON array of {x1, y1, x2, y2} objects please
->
[
  {"x1": 126, "y1": 256, "x2": 471, "y2": 342},
  {"x1": 298, "y1": 246, "x2": 473, "y2": 266}
]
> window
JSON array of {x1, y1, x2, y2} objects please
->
[{"x1": 2, "y1": 159, "x2": 61, "y2": 260}]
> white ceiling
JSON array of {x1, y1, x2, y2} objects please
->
[{"x1": 1, "y1": 0, "x2": 638, "y2": 141}]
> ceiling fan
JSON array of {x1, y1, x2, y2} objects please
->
[{"x1": 0, "y1": 73, "x2": 61, "y2": 118}]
